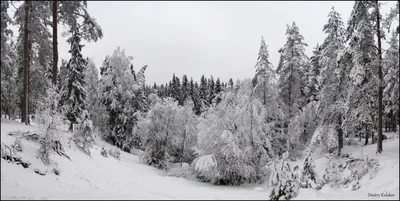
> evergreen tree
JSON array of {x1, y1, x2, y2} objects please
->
[
  {"x1": 99, "y1": 47, "x2": 148, "y2": 150},
  {"x1": 304, "y1": 44, "x2": 321, "y2": 103},
  {"x1": 215, "y1": 78, "x2": 222, "y2": 95},
  {"x1": 208, "y1": 76, "x2": 215, "y2": 105},
  {"x1": 84, "y1": 58, "x2": 101, "y2": 128},
  {"x1": 383, "y1": 31, "x2": 399, "y2": 131},
  {"x1": 276, "y1": 22, "x2": 308, "y2": 120},
  {"x1": 192, "y1": 81, "x2": 202, "y2": 115},
  {"x1": 317, "y1": 6, "x2": 346, "y2": 155},
  {"x1": 228, "y1": 78, "x2": 234, "y2": 90},
  {"x1": 254, "y1": 36, "x2": 276, "y2": 105},
  {"x1": 342, "y1": 1, "x2": 378, "y2": 147},
  {"x1": 181, "y1": 74, "x2": 189, "y2": 105},
  {"x1": 276, "y1": 22, "x2": 308, "y2": 153},
  {"x1": 60, "y1": 25, "x2": 88, "y2": 131},
  {"x1": 199, "y1": 75, "x2": 209, "y2": 109}
]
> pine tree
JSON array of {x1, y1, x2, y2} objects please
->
[
  {"x1": 192, "y1": 81, "x2": 202, "y2": 115},
  {"x1": 382, "y1": 2, "x2": 399, "y2": 35},
  {"x1": 342, "y1": 1, "x2": 378, "y2": 147},
  {"x1": 304, "y1": 44, "x2": 321, "y2": 103},
  {"x1": 254, "y1": 36, "x2": 276, "y2": 105},
  {"x1": 199, "y1": 75, "x2": 208, "y2": 109},
  {"x1": 208, "y1": 76, "x2": 215, "y2": 105},
  {"x1": 228, "y1": 78, "x2": 234, "y2": 90},
  {"x1": 1, "y1": 1, "x2": 15, "y2": 119},
  {"x1": 276, "y1": 22, "x2": 308, "y2": 152},
  {"x1": 276, "y1": 22, "x2": 308, "y2": 119},
  {"x1": 84, "y1": 58, "x2": 101, "y2": 127},
  {"x1": 317, "y1": 6, "x2": 346, "y2": 155},
  {"x1": 60, "y1": 25, "x2": 88, "y2": 131},
  {"x1": 181, "y1": 75, "x2": 189, "y2": 104},
  {"x1": 383, "y1": 31, "x2": 399, "y2": 133},
  {"x1": 51, "y1": 1, "x2": 103, "y2": 84},
  {"x1": 215, "y1": 78, "x2": 222, "y2": 95}
]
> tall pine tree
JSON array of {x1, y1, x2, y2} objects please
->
[{"x1": 60, "y1": 25, "x2": 87, "y2": 131}]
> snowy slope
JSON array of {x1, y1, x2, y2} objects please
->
[{"x1": 1, "y1": 118, "x2": 399, "y2": 200}]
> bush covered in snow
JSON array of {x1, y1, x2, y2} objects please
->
[
  {"x1": 321, "y1": 154, "x2": 380, "y2": 190},
  {"x1": 299, "y1": 155, "x2": 321, "y2": 189},
  {"x1": 36, "y1": 86, "x2": 64, "y2": 165},
  {"x1": 135, "y1": 97, "x2": 197, "y2": 170},
  {"x1": 109, "y1": 148, "x2": 121, "y2": 160},
  {"x1": 192, "y1": 154, "x2": 219, "y2": 183},
  {"x1": 268, "y1": 152, "x2": 300, "y2": 200},
  {"x1": 11, "y1": 137, "x2": 23, "y2": 152},
  {"x1": 74, "y1": 113, "x2": 96, "y2": 155},
  {"x1": 100, "y1": 146, "x2": 108, "y2": 157}
]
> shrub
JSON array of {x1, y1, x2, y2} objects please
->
[
  {"x1": 11, "y1": 137, "x2": 23, "y2": 152},
  {"x1": 268, "y1": 152, "x2": 300, "y2": 200},
  {"x1": 100, "y1": 146, "x2": 108, "y2": 157}
]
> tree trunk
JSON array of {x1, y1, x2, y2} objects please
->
[
  {"x1": 376, "y1": 0, "x2": 383, "y2": 153},
  {"x1": 52, "y1": 0, "x2": 58, "y2": 85},
  {"x1": 69, "y1": 122, "x2": 73, "y2": 132},
  {"x1": 22, "y1": 1, "x2": 30, "y2": 125},
  {"x1": 371, "y1": 126, "x2": 375, "y2": 144},
  {"x1": 365, "y1": 124, "x2": 369, "y2": 145},
  {"x1": 385, "y1": 114, "x2": 388, "y2": 132},
  {"x1": 337, "y1": 114, "x2": 343, "y2": 156}
]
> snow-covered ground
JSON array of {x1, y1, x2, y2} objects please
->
[{"x1": 1, "y1": 118, "x2": 399, "y2": 200}]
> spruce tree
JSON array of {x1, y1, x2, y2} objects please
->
[
  {"x1": 254, "y1": 36, "x2": 275, "y2": 105},
  {"x1": 60, "y1": 25, "x2": 88, "y2": 131}
]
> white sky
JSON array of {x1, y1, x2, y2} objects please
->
[{"x1": 8, "y1": 1, "x2": 398, "y2": 85}]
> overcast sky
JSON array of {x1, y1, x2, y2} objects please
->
[{"x1": 52, "y1": 1, "x2": 397, "y2": 85}]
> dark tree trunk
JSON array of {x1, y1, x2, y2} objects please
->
[
  {"x1": 69, "y1": 122, "x2": 73, "y2": 132},
  {"x1": 371, "y1": 126, "x2": 375, "y2": 144},
  {"x1": 365, "y1": 124, "x2": 369, "y2": 145},
  {"x1": 52, "y1": 0, "x2": 58, "y2": 85},
  {"x1": 385, "y1": 114, "x2": 388, "y2": 132},
  {"x1": 22, "y1": 1, "x2": 30, "y2": 125},
  {"x1": 376, "y1": 1, "x2": 383, "y2": 153},
  {"x1": 337, "y1": 114, "x2": 343, "y2": 156}
]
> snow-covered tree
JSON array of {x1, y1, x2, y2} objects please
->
[
  {"x1": 176, "y1": 100, "x2": 198, "y2": 166},
  {"x1": 208, "y1": 76, "x2": 215, "y2": 105},
  {"x1": 304, "y1": 44, "x2": 321, "y2": 103},
  {"x1": 135, "y1": 97, "x2": 180, "y2": 169},
  {"x1": 342, "y1": 1, "x2": 378, "y2": 143},
  {"x1": 277, "y1": 22, "x2": 308, "y2": 120},
  {"x1": 36, "y1": 85, "x2": 64, "y2": 165},
  {"x1": 193, "y1": 80, "x2": 275, "y2": 185},
  {"x1": 74, "y1": 111, "x2": 95, "y2": 155},
  {"x1": 316, "y1": 6, "x2": 347, "y2": 155},
  {"x1": 199, "y1": 75, "x2": 209, "y2": 109},
  {"x1": 1, "y1": 39, "x2": 18, "y2": 119},
  {"x1": 52, "y1": 1, "x2": 103, "y2": 84},
  {"x1": 383, "y1": 31, "x2": 399, "y2": 124},
  {"x1": 60, "y1": 25, "x2": 88, "y2": 131},
  {"x1": 181, "y1": 75, "x2": 190, "y2": 105},
  {"x1": 254, "y1": 36, "x2": 276, "y2": 106},
  {"x1": 382, "y1": 2, "x2": 399, "y2": 35},
  {"x1": 84, "y1": 58, "x2": 102, "y2": 128},
  {"x1": 268, "y1": 152, "x2": 300, "y2": 200},
  {"x1": 99, "y1": 47, "x2": 148, "y2": 151},
  {"x1": 299, "y1": 154, "x2": 321, "y2": 189}
]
